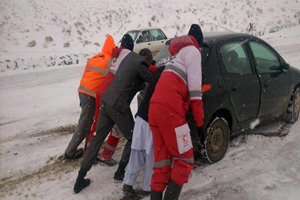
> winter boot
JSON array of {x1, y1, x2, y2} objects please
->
[
  {"x1": 113, "y1": 161, "x2": 127, "y2": 182},
  {"x1": 163, "y1": 178, "x2": 182, "y2": 200},
  {"x1": 140, "y1": 190, "x2": 151, "y2": 198},
  {"x1": 99, "y1": 159, "x2": 118, "y2": 166},
  {"x1": 122, "y1": 184, "x2": 135, "y2": 196},
  {"x1": 64, "y1": 149, "x2": 84, "y2": 160},
  {"x1": 151, "y1": 190, "x2": 163, "y2": 200},
  {"x1": 73, "y1": 169, "x2": 91, "y2": 194}
]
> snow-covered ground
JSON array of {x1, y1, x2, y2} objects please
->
[
  {"x1": 1, "y1": 0, "x2": 300, "y2": 200},
  {"x1": 1, "y1": 0, "x2": 300, "y2": 72}
]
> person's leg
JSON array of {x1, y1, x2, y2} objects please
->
[
  {"x1": 100, "y1": 125, "x2": 122, "y2": 162},
  {"x1": 142, "y1": 148, "x2": 154, "y2": 192},
  {"x1": 85, "y1": 96, "x2": 100, "y2": 152},
  {"x1": 107, "y1": 106, "x2": 135, "y2": 181},
  {"x1": 153, "y1": 105, "x2": 194, "y2": 200},
  {"x1": 74, "y1": 101, "x2": 114, "y2": 194},
  {"x1": 149, "y1": 104, "x2": 171, "y2": 193},
  {"x1": 80, "y1": 101, "x2": 115, "y2": 172},
  {"x1": 65, "y1": 92, "x2": 95, "y2": 158},
  {"x1": 123, "y1": 149, "x2": 145, "y2": 187}
]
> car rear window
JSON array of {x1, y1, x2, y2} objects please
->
[
  {"x1": 123, "y1": 30, "x2": 139, "y2": 42},
  {"x1": 154, "y1": 43, "x2": 210, "y2": 68}
]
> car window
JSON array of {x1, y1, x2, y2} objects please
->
[
  {"x1": 150, "y1": 29, "x2": 167, "y2": 41},
  {"x1": 125, "y1": 30, "x2": 139, "y2": 42},
  {"x1": 220, "y1": 42, "x2": 252, "y2": 74},
  {"x1": 136, "y1": 30, "x2": 151, "y2": 43},
  {"x1": 250, "y1": 41, "x2": 281, "y2": 73},
  {"x1": 154, "y1": 44, "x2": 170, "y2": 67}
]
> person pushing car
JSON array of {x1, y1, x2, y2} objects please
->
[
  {"x1": 64, "y1": 35, "x2": 115, "y2": 160},
  {"x1": 148, "y1": 24, "x2": 205, "y2": 200},
  {"x1": 73, "y1": 34, "x2": 153, "y2": 194}
]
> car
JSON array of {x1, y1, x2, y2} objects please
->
[
  {"x1": 152, "y1": 32, "x2": 300, "y2": 163},
  {"x1": 121, "y1": 28, "x2": 168, "y2": 57}
]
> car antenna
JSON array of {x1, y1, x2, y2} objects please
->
[{"x1": 205, "y1": 22, "x2": 235, "y2": 32}]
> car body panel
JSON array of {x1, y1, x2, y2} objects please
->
[
  {"x1": 153, "y1": 32, "x2": 300, "y2": 137},
  {"x1": 290, "y1": 66, "x2": 300, "y2": 89},
  {"x1": 246, "y1": 37, "x2": 291, "y2": 118},
  {"x1": 216, "y1": 38, "x2": 261, "y2": 122}
]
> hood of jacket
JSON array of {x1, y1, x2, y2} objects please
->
[
  {"x1": 168, "y1": 35, "x2": 199, "y2": 56},
  {"x1": 102, "y1": 35, "x2": 116, "y2": 55}
]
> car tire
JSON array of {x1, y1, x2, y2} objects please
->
[
  {"x1": 200, "y1": 117, "x2": 230, "y2": 163},
  {"x1": 286, "y1": 87, "x2": 300, "y2": 123}
]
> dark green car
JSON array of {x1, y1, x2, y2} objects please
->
[{"x1": 151, "y1": 32, "x2": 300, "y2": 163}]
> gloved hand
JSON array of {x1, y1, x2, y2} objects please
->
[{"x1": 197, "y1": 126, "x2": 204, "y2": 135}]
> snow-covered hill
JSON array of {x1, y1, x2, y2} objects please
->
[
  {"x1": 0, "y1": 1, "x2": 300, "y2": 200},
  {"x1": 1, "y1": 0, "x2": 300, "y2": 72}
]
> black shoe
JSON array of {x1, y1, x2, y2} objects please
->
[
  {"x1": 113, "y1": 161, "x2": 126, "y2": 182},
  {"x1": 64, "y1": 149, "x2": 84, "y2": 160},
  {"x1": 140, "y1": 190, "x2": 151, "y2": 198},
  {"x1": 73, "y1": 178, "x2": 90, "y2": 194},
  {"x1": 122, "y1": 184, "x2": 135, "y2": 196},
  {"x1": 113, "y1": 171, "x2": 124, "y2": 183},
  {"x1": 99, "y1": 159, "x2": 118, "y2": 166},
  {"x1": 93, "y1": 158, "x2": 117, "y2": 166}
]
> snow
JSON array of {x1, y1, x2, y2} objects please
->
[{"x1": 0, "y1": 0, "x2": 300, "y2": 199}]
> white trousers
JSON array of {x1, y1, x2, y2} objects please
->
[{"x1": 123, "y1": 149, "x2": 154, "y2": 191}]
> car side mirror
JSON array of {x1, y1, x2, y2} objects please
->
[{"x1": 282, "y1": 63, "x2": 290, "y2": 72}]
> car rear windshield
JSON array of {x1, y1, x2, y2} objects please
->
[
  {"x1": 124, "y1": 30, "x2": 139, "y2": 42},
  {"x1": 154, "y1": 43, "x2": 210, "y2": 68}
]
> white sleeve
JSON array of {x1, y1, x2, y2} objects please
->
[{"x1": 184, "y1": 46, "x2": 202, "y2": 100}]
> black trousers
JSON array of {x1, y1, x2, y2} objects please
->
[{"x1": 80, "y1": 100, "x2": 134, "y2": 172}]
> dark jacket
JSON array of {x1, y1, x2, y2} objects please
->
[
  {"x1": 136, "y1": 66, "x2": 165, "y2": 121},
  {"x1": 101, "y1": 51, "x2": 153, "y2": 112}
]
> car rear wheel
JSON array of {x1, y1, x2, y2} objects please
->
[
  {"x1": 286, "y1": 87, "x2": 300, "y2": 123},
  {"x1": 201, "y1": 117, "x2": 230, "y2": 163}
]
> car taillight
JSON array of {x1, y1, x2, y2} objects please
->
[{"x1": 202, "y1": 84, "x2": 212, "y2": 93}]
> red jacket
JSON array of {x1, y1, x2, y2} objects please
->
[{"x1": 150, "y1": 35, "x2": 204, "y2": 126}]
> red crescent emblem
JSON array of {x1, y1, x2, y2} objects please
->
[{"x1": 183, "y1": 134, "x2": 188, "y2": 143}]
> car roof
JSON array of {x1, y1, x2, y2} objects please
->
[
  {"x1": 166, "y1": 32, "x2": 256, "y2": 44},
  {"x1": 127, "y1": 27, "x2": 162, "y2": 32},
  {"x1": 203, "y1": 31, "x2": 254, "y2": 43}
]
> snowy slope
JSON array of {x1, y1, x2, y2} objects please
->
[
  {"x1": 1, "y1": 0, "x2": 300, "y2": 72},
  {"x1": 0, "y1": 0, "x2": 300, "y2": 200}
]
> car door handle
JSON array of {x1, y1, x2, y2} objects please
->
[
  {"x1": 161, "y1": 41, "x2": 164, "y2": 43},
  {"x1": 232, "y1": 85, "x2": 238, "y2": 91},
  {"x1": 148, "y1": 43, "x2": 151, "y2": 45}
]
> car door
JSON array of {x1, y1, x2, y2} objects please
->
[
  {"x1": 149, "y1": 29, "x2": 168, "y2": 57},
  {"x1": 248, "y1": 40, "x2": 290, "y2": 117},
  {"x1": 134, "y1": 30, "x2": 152, "y2": 54},
  {"x1": 219, "y1": 39, "x2": 261, "y2": 122}
]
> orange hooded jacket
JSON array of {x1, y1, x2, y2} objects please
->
[{"x1": 77, "y1": 35, "x2": 116, "y2": 98}]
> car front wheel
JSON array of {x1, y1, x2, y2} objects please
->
[
  {"x1": 286, "y1": 87, "x2": 300, "y2": 123},
  {"x1": 201, "y1": 117, "x2": 230, "y2": 163}
]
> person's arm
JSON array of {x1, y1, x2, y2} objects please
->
[
  {"x1": 148, "y1": 65, "x2": 158, "y2": 74},
  {"x1": 138, "y1": 61, "x2": 152, "y2": 83},
  {"x1": 185, "y1": 47, "x2": 204, "y2": 127}
]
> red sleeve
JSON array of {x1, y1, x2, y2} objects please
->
[
  {"x1": 149, "y1": 65, "x2": 158, "y2": 74},
  {"x1": 190, "y1": 99, "x2": 204, "y2": 127}
]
